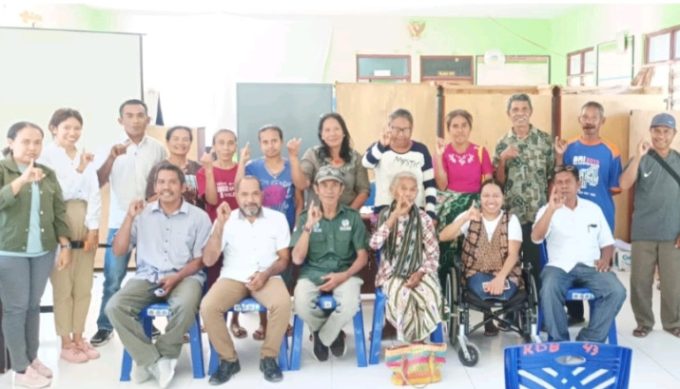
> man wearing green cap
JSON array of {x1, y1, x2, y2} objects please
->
[{"x1": 291, "y1": 165, "x2": 368, "y2": 362}]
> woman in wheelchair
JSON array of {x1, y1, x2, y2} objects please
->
[
  {"x1": 439, "y1": 179, "x2": 523, "y2": 336},
  {"x1": 369, "y1": 172, "x2": 443, "y2": 343}
]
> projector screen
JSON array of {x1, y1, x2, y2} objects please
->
[{"x1": 0, "y1": 27, "x2": 143, "y2": 153}]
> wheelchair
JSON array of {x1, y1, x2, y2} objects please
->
[{"x1": 444, "y1": 255, "x2": 541, "y2": 366}]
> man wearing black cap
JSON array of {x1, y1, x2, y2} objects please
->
[
  {"x1": 291, "y1": 165, "x2": 368, "y2": 362},
  {"x1": 621, "y1": 112, "x2": 680, "y2": 339}
]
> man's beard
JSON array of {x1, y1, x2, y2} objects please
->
[{"x1": 240, "y1": 204, "x2": 261, "y2": 217}]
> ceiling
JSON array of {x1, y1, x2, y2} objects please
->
[{"x1": 7, "y1": 0, "x2": 585, "y2": 18}]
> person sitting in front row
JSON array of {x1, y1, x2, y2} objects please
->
[
  {"x1": 291, "y1": 165, "x2": 368, "y2": 361},
  {"x1": 106, "y1": 163, "x2": 212, "y2": 388},
  {"x1": 370, "y1": 172, "x2": 442, "y2": 343},
  {"x1": 439, "y1": 179, "x2": 523, "y2": 336},
  {"x1": 200, "y1": 176, "x2": 291, "y2": 385},
  {"x1": 531, "y1": 165, "x2": 626, "y2": 342}
]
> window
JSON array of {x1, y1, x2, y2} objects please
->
[
  {"x1": 356, "y1": 55, "x2": 411, "y2": 82},
  {"x1": 567, "y1": 48, "x2": 595, "y2": 87},
  {"x1": 645, "y1": 25, "x2": 680, "y2": 108}
]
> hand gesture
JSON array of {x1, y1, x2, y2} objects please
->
[
  {"x1": 246, "y1": 271, "x2": 269, "y2": 292},
  {"x1": 158, "y1": 273, "x2": 182, "y2": 295},
  {"x1": 637, "y1": 140, "x2": 651, "y2": 157},
  {"x1": 19, "y1": 159, "x2": 45, "y2": 185},
  {"x1": 215, "y1": 202, "x2": 232, "y2": 225},
  {"x1": 500, "y1": 145, "x2": 519, "y2": 161},
  {"x1": 554, "y1": 136, "x2": 568, "y2": 156},
  {"x1": 393, "y1": 196, "x2": 412, "y2": 218},
  {"x1": 435, "y1": 137, "x2": 447, "y2": 156},
  {"x1": 286, "y1": 138, "x2": 302, "y2": 158},
  {"x1": 83, "y1": 230, "x2": 99, "y2": 252},
  {"x1": 465, "y1": 203, "x2": 481, "y2": 222},
  {"x1": 110, "y1": 141, "x2": 129, "y2": 159},
  {"x1": 200, "y1": 148, "x2": 214, "y2": 168},
  {"x1": 127, "y1": 199, "x2": 145, "y2": 218},
  {"x1": 305, "y1": 202, "x2": 322, "y2": 229},
  {"x1": 239, "y1": 142, "x2": 251, "y2": 164},
  {"x1": 319, "y1": 272, "x2": 347, "y2": 292},
  {"x1": 548, "y1": 185, "x2": 565, "y2": 210},
  {"x1": 404, "y1": 271, "x2": 424, "y2": 289},
  {"x1": 56, "y1": 246, "x2": 72, "y2": 271},
  {"x1": 77, "y1": 149, "x2": 95, "y2": 173},
  {"x1": 380, "y1": 126, "x2": 391, "y2": 147}
]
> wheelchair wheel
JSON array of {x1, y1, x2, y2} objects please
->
[
  {"x1": 445, "y1": 267, "x2": 459, "y2": 347},
  {"x1": 457, "y1": 343, "x2": 479, "y2": 367}
]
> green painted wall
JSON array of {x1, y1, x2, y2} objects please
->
[{"x1": 550, "y1": 4, "x2": 680, "y2": 84}]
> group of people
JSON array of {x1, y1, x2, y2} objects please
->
[{"x1": 0, "y1": 94, "x2": 678, "y2": 388}]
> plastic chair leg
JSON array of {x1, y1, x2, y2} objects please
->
[
  {"x1": 288, "y1": 315, "x2": 305, "y2": 371},
  {"x1": 353, "y1": 306, "x2": 367, "y2": 367},
  {"x1": 430, "y1": 322, "x2": 444, "y2": 343},
  {"x1": 368, "y1": 290, "x2": 386, "y2": 365},
  {"x1": 188, "y1": 314, "x2": 205, "y2": 378}
]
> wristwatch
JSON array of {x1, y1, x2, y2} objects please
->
[
  {"x1": 60, "y1": 241, "x2": 72, "y2": 250},
  {"x1": 303, "y1": 225, "x2": 313, "y2": 234}
]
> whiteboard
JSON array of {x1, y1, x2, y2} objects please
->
[
  {"x1": 0, "y1": 27, "x2": 142, "y2": 152},
  {"x1": 476, "y1": 55, "x2": 550, "y2": 85},
  {"x1": 597, "y1": 37, "x2": 634, "y2": 86}
]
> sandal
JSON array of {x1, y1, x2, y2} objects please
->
[
  {"x1": 252, "y1": 325, "x2": 266, "y2": 341},
  {"x1": 484, "y1": 320, "x2": 499, "y2": 337},
  {"x1": 230, "y1": 322, "x2": 247, "y2": 339},
  {"x1": 664, "y1": 327, "x2": 680, "y2": 338},
  {"x1": 632, "y1": 326, "x2": 651, "y2": 338}
]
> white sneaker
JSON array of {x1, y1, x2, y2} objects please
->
[
  {"x1": 131, "y1": 363, "x2": 152, "y2": 384},
  {"x1": 29, "y1": 360, "x2": 52, "y2": 379},
  {"x1": 149, "y1": 357, "x2": 177, "y2": 388},
  {"x1": 14, "y1": 366, "x2": 51, "y2": 388}
]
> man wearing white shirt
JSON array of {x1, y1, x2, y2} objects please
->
[
  {"x1": 531, "y1": 165, "x2": 626, "y2": 342},
  {"x1": 91, "y1": 99, "x2": 167, "y2": 346},
  {"x1": 200, "y1": 176, "x2": 291, "y2": 384}
]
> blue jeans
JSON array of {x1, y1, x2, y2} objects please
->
[
  {"x1": 467, "y1": 272, "x2": 518, "y2": 301},
  {"x1": 96, "y1": 228, "x2": 132, "y2": 331},
  {"x1": 540, "y1": 264, "x2": 626, "y2": 342}
]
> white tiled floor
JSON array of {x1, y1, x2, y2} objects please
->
[{"x1": 1, "y1": 269, "x2": 679, "y2": 388}]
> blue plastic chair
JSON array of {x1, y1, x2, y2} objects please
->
[
  {"x1": 365, "y1": 182, "x2": 376, "y2": 207},
  {"x1": 207, "y1": 297, "x2": 289, "y2": 375},
  {"x1": 537, "y1": 243, "x2": 618, "y2": 344},
  {"x1": 289, "y1": 294, "x2": 367, "y2": 369},
  {"x1": 368, "y1": 287, "x2": 445, "y2": 365},
  {"x1": 504, "y1": 341, "x2": 632, "y2": 388},
  {"x1": 120, "y1": 303, "x2": 204, "y2": 381}
]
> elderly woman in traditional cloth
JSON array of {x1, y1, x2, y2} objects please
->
[
  {"x1": 369, "y1": 172, "x2": 442, "y2": 342},
  {"x1": 433, "y1": 109, "x2": 493, "y2": 289},
  {"x1": 439, "y1": 179, "x2": 523, "y2": 336}
]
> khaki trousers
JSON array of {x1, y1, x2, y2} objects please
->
[
  {"x1": 201, "y1": 277, "x2": 291, "y2": 361},
  {"x1": 631, "y1": 240, "x2": 680, "y2": 330},
  {"x1": 51, "y1": 200, "x2": 96, "y2": 336}
]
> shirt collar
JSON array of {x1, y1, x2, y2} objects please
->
[
  {"x1": 151, "y1": 199, "x2": 188, "y2": 216},
  {"x1": 509, "y1": 124, "x2": 535, "y2": 139}
]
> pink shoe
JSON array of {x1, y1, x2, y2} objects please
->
[
  {"x1": 77, "y1": 341, "x2": 101, "y2": 360},
  {"x1": 60, "y1": 346, "x2": 89, "y2": 363},
  {"x1": 14, "y1": 366, "x2": 51, "y2": 388},
  {"x1": 29, "y1": 359, "x2": 53, "y2": 378}
]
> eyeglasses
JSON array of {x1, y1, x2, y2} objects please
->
[{"x1": 554, "y1": 165, "x2": 577, "y2": 174}]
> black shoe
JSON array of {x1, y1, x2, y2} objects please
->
[
  {"x1": 259, "y1": 357, "x2": 283, "y2": 383},
  {"x1": 567, "y1": 316, "x2": 586, "y2": 327},
  {"x1": 312, "y1": 331, "x2": 329, "y2": 362},
  {"x1": 152, "y1": 324, "x2": 161, "y2": 339},
  {"x1": 330, "y1": 331, "x2": 346, "y2": 357},
  {"x1": 90, "y1": 329, "x2": 113, "y2": 347},
  {"x1": 209, "y1": 359, "x2": 240, "y2": 385}
]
